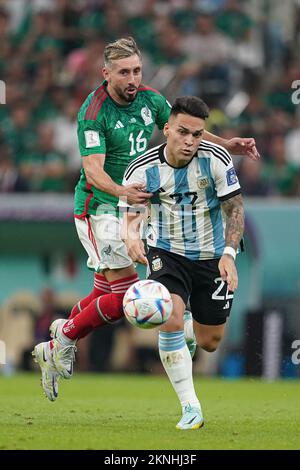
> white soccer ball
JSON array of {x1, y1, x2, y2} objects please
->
[{"x1": 123, "y1": 280, "x2": 173, "y2": 329}]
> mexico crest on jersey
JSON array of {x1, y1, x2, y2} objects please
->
[
  {"x1": 197, "y1": 175, "x2": 209, "y2": 189},
  {"x1": 152, "y1": 257, "x2": 163, "y2": 271},
  {"x1": 141, "y1": 106, "x2": 153, "y2": 126}
]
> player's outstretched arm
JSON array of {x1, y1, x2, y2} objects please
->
[
  {"x1": 203, "y1": 130, "x2": 260, "y2": 160},
  {"x1": 83, "y1": 153, "x2": 151, "y2": 204},
  {"x1": 219, "y1": 194, "x2": 245, "y2": 292}
]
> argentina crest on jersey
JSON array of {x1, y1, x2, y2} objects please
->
[
  {"x1": 151, "y1": 256, "x2": 163, "y2": 271},
  {"x1": 141, "y1": 106, "x2": 153, "y2": 126},
  {"x1": 197, "y1": 175, "x2": 209, "y2": 189}
]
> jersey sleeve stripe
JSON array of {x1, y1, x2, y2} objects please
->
[
  {"x1": 85, "y1": 86, "x2": 104, "y2": 120},
  {"x1": 200, "y1": 143, "x2": 231, "y2": 166},
  {"x1": 91, "y1": 93, "x2": 109, "y2": 120},
  {"x1": 200, "y1": 146, "x2": 229, "y2": 166},
  {"x1": 200, "y1": 141, "x2": 231, "y2": 165},
  {"x1": 125, "y1": 155, "x2": 161, "y2": 180},
  {"x1": 218, "y1": 188, "x2": 241, "y2": 201},
  {"x1": 200, "y1": 139, "x2": 231, "y2": 156},
  {"x1": 138, "y1": 84, "x2": 161, "y2": 94},
  {"x1": 200, "y1": 141, "x2": 231, "y2": 161},
  {"x1": 86, "y1": 90, "x2": 105, "y2": 120}
]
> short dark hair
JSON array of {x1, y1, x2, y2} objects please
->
[{"x1": 170, "y1": 96, "x2": 209, "y2": 120}]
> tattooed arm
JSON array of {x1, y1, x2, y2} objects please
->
[
  {"x1": 219, "y1": 194, "x2": 245, "y2": 291},
  {"x1": 222, "y1": 193, "x2": 245, "y2": 251}
]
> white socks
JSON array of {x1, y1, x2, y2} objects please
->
[{"x1": 159, "y1": 330, "x2": 201, "y2": 412}]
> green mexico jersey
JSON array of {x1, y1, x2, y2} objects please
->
[{"x1": 74, "y1": 81, "x2": 171, "y2": 217}]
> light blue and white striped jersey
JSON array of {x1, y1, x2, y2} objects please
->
[{"x1": 120, "y1": 140, "x2": 241, "y2": 260}]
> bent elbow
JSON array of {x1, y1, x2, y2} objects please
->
[{"x1": 84, "y1": 169, "x2": 94, "y2": 185}]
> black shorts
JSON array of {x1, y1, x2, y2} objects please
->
[{"x1": 146, "y1": 247, "x2": 234, "y2": 326}]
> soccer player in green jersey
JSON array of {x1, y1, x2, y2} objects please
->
[{"x1": 32, "y1": 37, "x2": 259, "y2": 402}]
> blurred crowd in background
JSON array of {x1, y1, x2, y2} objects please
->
[{"x1": 0, "y1": 0, "x2": 300, "y2": 197}]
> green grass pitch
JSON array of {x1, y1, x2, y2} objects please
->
[{"x1": 0, "y1": 373, "x2": 299, "y2": 450}]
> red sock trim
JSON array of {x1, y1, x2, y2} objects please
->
[
  {"x1": 109, "y1": 274, "x2": 139, "y2": 293},
  {"x1": 94, "y1": 273, "x2": 111, "y2": 293},
  {"x1": 109, "y1": 273, "x2": 138, "y2": 287},
  {"x1": 68, "y1": 274, "x2": 111, "y2": 320}
]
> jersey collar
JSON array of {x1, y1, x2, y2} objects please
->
[
  {"x1": 102, "y1": 80, "x2": 138, "y2": 109},
  {"x1": 159, "y1": 143, "x2": 198, "y2": 169}
]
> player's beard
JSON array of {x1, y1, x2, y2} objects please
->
[{"x1": 116, "y1": 85, "x2": 137, "y2": 103}]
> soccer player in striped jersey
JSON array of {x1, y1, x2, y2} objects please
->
[
  {"x1": 32, "y1": 37, "x2": 254, "y2": 402},
  {"x1": 120, "y1": 96, "x2": 245, "y2": 429}
]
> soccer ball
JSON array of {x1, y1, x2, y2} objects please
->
[{"x1": 123, "y1": 280, "x2": 172, "y2": 329}]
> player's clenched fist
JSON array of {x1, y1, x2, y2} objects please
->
[{"x1": 121, "y1": 183, "x2": 152, "y2": 205}]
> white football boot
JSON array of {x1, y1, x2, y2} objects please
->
[
  {"x1": 48, "y1": 318, "x2": 77, "y2": 379},
  {"x1": 32, "y1": 341, "x2": 60, "y2": 401}
]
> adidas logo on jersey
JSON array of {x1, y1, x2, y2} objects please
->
[{"x1": 114, "y1": 120, "x2": 124, "y2": 129}]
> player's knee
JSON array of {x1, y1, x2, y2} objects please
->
[
  {"x1": 200, "y1": 342, "x2": 217, "y2": 353},
  {"x1": 199, "y1": 334, "x2": 222, "y2": 353},
  {"x1": 162, "y1": 312, "x2": 183, "y2": 331}
]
